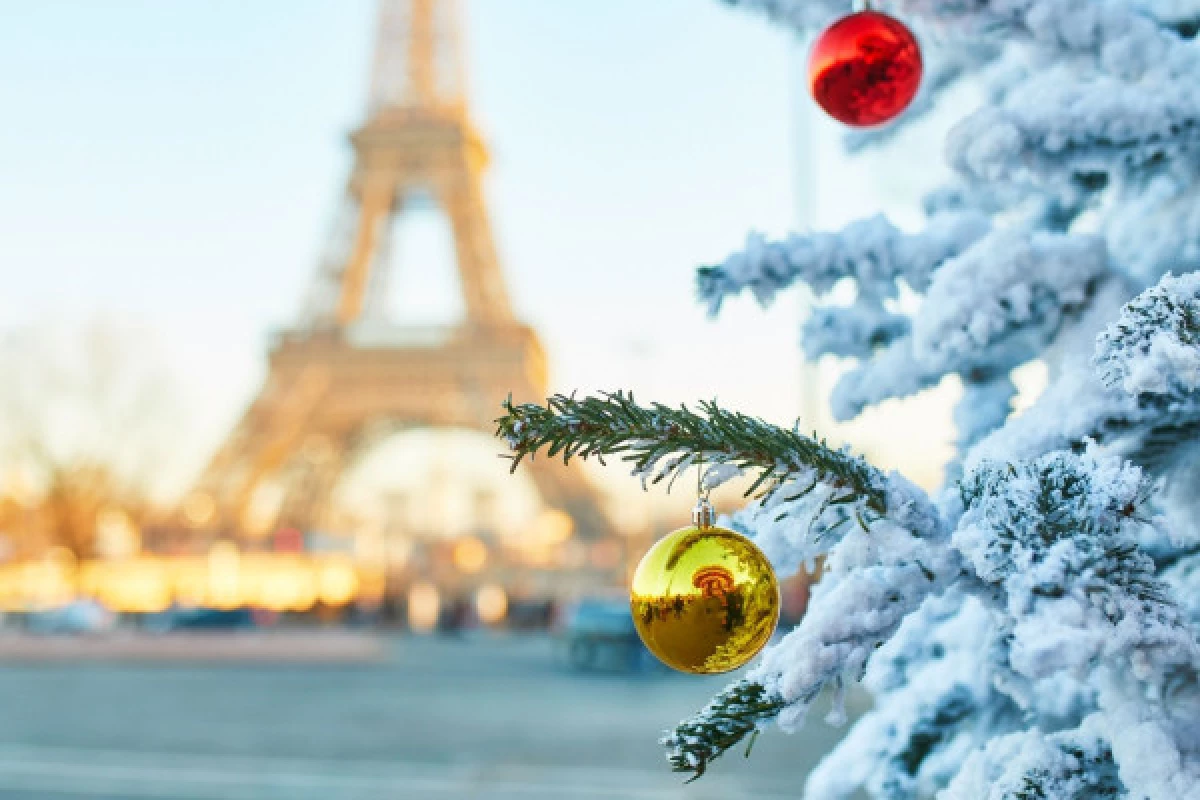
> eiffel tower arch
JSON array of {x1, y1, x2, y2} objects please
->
[{"x1": 187, "y1": 0, "x2": 611, "y2": 542}]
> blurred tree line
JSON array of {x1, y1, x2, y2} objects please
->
[{"x1": 0, "y1": 321, "x2": 182, "y2": 559}]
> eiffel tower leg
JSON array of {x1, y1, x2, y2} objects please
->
[
  {"x1": 275, "y1": 436, "x2": 347, "y2": 533},
  {"x1": 190, "y1": 366, "x2": 332, "y2": 536},
  {"x1": 442, "y1": 173, "x2": 513, "y2": 327},
  {"x1": 337, "y1": 177, "x2": 398, "y2": 326}
]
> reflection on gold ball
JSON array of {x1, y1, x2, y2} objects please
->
[{"x1": 630, "y1": 525, "x2": 779, "y2": 674}]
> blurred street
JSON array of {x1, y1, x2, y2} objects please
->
[{"x1": 0, "y1": 634, "x2": 859, "y2": 799}]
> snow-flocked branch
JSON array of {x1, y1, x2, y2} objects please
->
[
  {"x1": 697, "y1": 213, "x2": 990, "y2": 315},
  {"x1": 802, "y1": 302, "x2": 910, "y2": 361},
  {"x1": 967, "y1": 275, "x2": 1200, "y2": 473},
  {"x1": 948, "y1": 75, "x2": 1200, "y2": 192},
  {"x1": 727, "y1": 0, "x2": 1180, "y2": 58},
  {"x1": 957, "y1": 450, "x2": 1195, "y2": 680},
  {"x1": 1095, "y1": 271, "x2": 1200, "y2": 399},
  {"x1": 911, "y1": 230, "x2": 1108, "y2": 368},
  {"x1": 940, "y1": 725, "x2": 1123, "y2": 800},
  {"x1": 804, "y1": 594, "x2": 1009, "y2": 799},
  {"x1": 828, "y1": 230, "x2": 1106, "y2": 422}
]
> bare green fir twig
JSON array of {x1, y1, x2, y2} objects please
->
[
  {"x1": 496, "y1": 391, "x2": 888, "y2": 513},
  {"x1": 660, "y1": 679, "x2": 786, "y2": 781}
]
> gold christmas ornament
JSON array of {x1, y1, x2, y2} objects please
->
[{"x1": 630, "y1": 497, "x2": 780, "y2": 674}]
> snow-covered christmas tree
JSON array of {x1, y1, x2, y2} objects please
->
[{"x1": 498, "y1": 0, "x2": 1200, "y2": 796}]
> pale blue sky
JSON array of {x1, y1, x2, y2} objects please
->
[{"x1": 0, "y1": 1, "x2": 972, "y2": 510}]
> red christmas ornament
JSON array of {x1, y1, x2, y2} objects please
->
[{"x1": 808, "y1": 10, "x2": 922, "y2": 127}]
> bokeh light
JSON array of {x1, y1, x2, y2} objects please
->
[
  {"x1": 407, "y1": 582, "x2": 441, "y2": 633},
  {"x1": 474, "y1": 584, "x2": 507, "y2": 626}
]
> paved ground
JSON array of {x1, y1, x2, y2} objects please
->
[
  {"x1": 0, "y1": 631, "x2": 386, "y2": 663},
  {"x1": 0, "y1": 634, "x2": 866, "y2": 799}
]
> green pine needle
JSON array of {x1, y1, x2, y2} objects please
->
[{"x1": 496, "y1": 391, "x2": 888, "y2": 514}]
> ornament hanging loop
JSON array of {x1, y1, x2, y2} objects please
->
[{"x1": 694, "y1": 455, "x2": 716, "y2": 529}]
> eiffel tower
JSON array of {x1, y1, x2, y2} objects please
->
[{"x1": 186, "y1": 0, "x2": 610, "y2": 541}]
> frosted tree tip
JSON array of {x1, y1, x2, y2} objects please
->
[{"x1": 1095, "y1": 272, "x2": 1200, "y2": 400}]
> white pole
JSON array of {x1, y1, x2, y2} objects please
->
[{"x1": 791, "y1": 39, "x2": 824, "y2": 432}]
